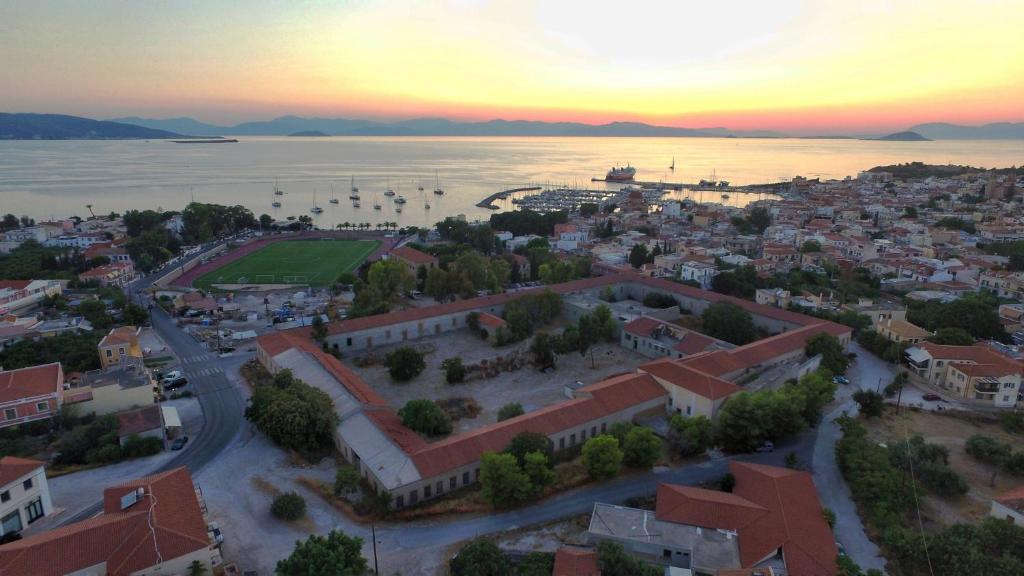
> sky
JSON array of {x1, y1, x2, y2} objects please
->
[{"x1": 2, "y1": 0, "x2": 1023, "y2": 134}]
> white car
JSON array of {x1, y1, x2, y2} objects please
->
[{"x1": 161, "y1": 370, "x2": 182, "y2": 382}]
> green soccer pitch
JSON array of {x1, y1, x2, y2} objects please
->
[{"x1": 194, "y1": 239, "x2": 380, "y2": 289}]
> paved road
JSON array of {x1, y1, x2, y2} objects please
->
[
  {"x1": 59, "y1": 242, "x2": 247, "y2": 526},
  {"x1": 811, "y1": 342, "x2": 891, "y2": 574}
]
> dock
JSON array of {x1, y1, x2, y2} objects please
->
[
  {"x1": 590, "y1": 178, "x2": 788, "y2": 192},
  {"x1": 476, "y1": 186, "x2": 542, "y2": 209}
]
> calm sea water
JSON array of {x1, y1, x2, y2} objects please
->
[{"x1": 1, "y1": 136, "x2": 1021, "y2": 228}]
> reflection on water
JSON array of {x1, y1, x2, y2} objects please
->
[{"x1": 0, "y1": 136, "x2": 1020, "y2": 227}]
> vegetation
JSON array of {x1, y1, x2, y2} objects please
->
[
  {"x1": 479, "y1": 451, "x2": 545, "y2": 507},
  {"x1": 333, "y1": 466, "x2": 360, "y2": 497},
  {"x1": 730, "y1": 206, "x2": 772, "y2": 235},
  {"x1": 907, "y1": 291, "x2": 1007, "y2": 341},
  {"x1": 926, "y1": 327, "x2": 974, "y2": 346},
  {"x1": 667, "y1": 414, "x2": 713, "y2": 456},
  {"x1": 715, "y1": 370, "x2": 836, "y2": 452},
  {"x1": 54, "y1": 415, "x2": 163, "y2": 466},
  {"x1": 450, "y1": 538, "x2": 512, "y2": 576},
  {"x1": 852, "y1": 390, "x2": 885, "y2": 418},
  {"x1": 582, "y1": 435, "x2": 624, "y2": 479},
  {"x1": 804, "y1": 332, "x2": 850, "y2": 374},
  {"x1": 529, "y1": 333, "x2": 556, "y2": 368},
  {"x1": 890, "y1": 436, "x2": 967, "y2": 497},
  {"x1": 271, "y1": 492, "x2": 307, "y2": 521},
  {"x1": 194, "y1": 239, "x2": 378, "y2": 289},
  {"x1": 575, "y1": 304, "x2": 617, "y2": 367},
  {"x1": 641, "y1": 292, "x2": 678, "y2": 308},
  {"x1": 425, "y1": 252, "x2": 512, "y2": 301},
  {"x1": 497, "y1": 402, "x2": 525, "y2": 421},
  {"x1": 622, "y1": 426, "x2": 662, "y2": 468},
  {"x1": 800, "y1": 239, "x2": 822, "y2": 253},
  {"x1": 935, "y1": 216, "x2": 977, "y2": 234},
  {"x1": 385, "y1": 346, "x2": 426, "y2": 382},
  {"x1": 504, "y1": 432, "x2": 553, "y2": 466},
  {"x1": 398, "y1": 399, "x2": 453, "y2": 437},
  {"x1": 180, "y1": 202, "x2": 256, "y2": 243},
  {"x1": 0, "y1": 240, "x2": 109, "y2": 280},
  {"x1": 275, "y1": 530, "x2": 367, "y2": 576},
  {"x1": 0, "y1": 330, "x2": 102, "y2": 373},
  {"x1": 245, "y1": 369, "x2": 339, "y2": 457},
  {"x1": 979, "y1": 240, "x2": 1024, "y2": 271},
  {"x1": 442, "y1": 357, "x2": 467, "y2": 384},
  {"x1": 490, "y1": 209, "x2": 568, "y2": 238},
  {"x1": 596, "y1": 541, "x2": 661, "y2": 576},
  {"x1": 700, "y1": 301, "x2": 756, "y2": 345},
  {"x1": 965, "y1": 434, "x2": 1017, "y2": 485},
  {"x1": 502, "y1": 291, "x2": 562, "y2": 341}
]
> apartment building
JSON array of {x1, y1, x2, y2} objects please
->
[
  {"x1": 905, "y1": 343, "x2": 1022, "y2": 408},
  {"x1": 98, "y1": 325, "x2": 143, "y2": 369},
  {"x1": 0, "y1": 363, "x2": 63, "y2": 430},
  {"x1": 0, "y1": 457, "x2": 51, "y2": 539}
]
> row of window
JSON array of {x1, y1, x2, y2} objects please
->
[
  {"x1": 1, "y1": 402, "x2": 50, "y2": 422},
  {"x1": 0, "y1": 497, "x2": 44, "y2": 536}
]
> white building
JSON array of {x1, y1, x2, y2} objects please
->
[
  {"x1": 679, "y1": 261, "x2": 718, "y2": 289},
  {"x1": 991, "y1": 486, "x2": 1024, "y2": 526},
  {"x1": 0, "y1": 457, "x2": 51, "y2": 538}
]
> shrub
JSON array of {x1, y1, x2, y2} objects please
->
[
  {"x1": 701, "y1": 302, "x2": 756, "y2": 345},
  {"x1": 622, "y1": 427, "x2": 662, "y2": 468},
  {"x1": 442, "y1": 357, "x2": 466, "y2": 384},
  {"x1": 853, "y1": 390, "x2": 884, "y2": 418},
  {"x1": 497, "y1": 402, "x2": 524, "y2": 422},
  {"x1": 121, "y1": 435, "x2": 163, "y2": 459},
  {"x1": 385, "y1": 346, "x2": 426, "y2": 381},
  {"x1": 479, "y1": 452, "x2": 535, "y2": 507},
  {"x1": 582, "y1": 435, "x2": 623, "y2": 480},
  {"x1": 276, "y1": 530, "x2": 366, "y2": 575},
  {"x1": 334, "y1": 466, "x2": 360, "y2": 497},
  {"x1": 398, "y1": 399, "x2": 452, "y2": 437},
  {"x1": 450, "y1": 538, "x2": 511, "y2": 576},
  {"x1": 642, "y1": 292, "x2": 677, "y2": 309},
  {"x1": 245, "y1": 372, "x2": 339, "y2": 456},
  {"x1": 505, "y1": 431, "x2": 553, "y2": 466},
  {"x1": 668, "y1": 415, "x2": 713, "y2": 456},
  {"x1": 271, "y1": 492, "x2": 307, "y2": 521}
]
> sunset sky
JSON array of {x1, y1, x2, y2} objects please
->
[{"x1": 3, "y1": 0, "x2": 1023, "y2": 134}]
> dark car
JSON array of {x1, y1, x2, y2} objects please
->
[
  {"x1": 171, "y1": 436, "x2": 189, "y2": 450},
  {"x1": 163, "y1": 377, "x2": 188, "y2": 391},
  {"x1": 922, "y1": 393, "x2": 943, "y2": 401}
]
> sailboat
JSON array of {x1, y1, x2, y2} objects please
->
[
  {"x1": 271, "y1": 181, "x2": 282, "y2": 208},
  {"x1": 669, "y1": 157, "x2": 675, "y2": 171},
  {"x1": 330, "y1": 184, "x2": 340, "y2": 204},
  {"x1": 310, "y1": 187, "x2": 324, "y2": 214},
  {"x1": 372, "y1": 192, "x2": 381, "y2": 210},
  {"x1": 394, "y1": 183, "x2": 406, "y2": 204},
  {"x1": 350, "y1": 176, "x2": 359, "y2": 194},
  {"x1": 274, "y1": 178, "x2": 284, "y2": 196},
  {"x1": 384, "y1": 177, "x2": 395, "y2": 197},
  {"x1": 433, "y1": 170, "x2": 445, "y2": 195}
]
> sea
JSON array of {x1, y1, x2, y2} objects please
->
[{"x1": 1, "y1": 136, "x2": 1021, "y2": 229}]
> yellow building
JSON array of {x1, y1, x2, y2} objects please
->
[
  {"x1": 97, "y1": 326, "x2": 142, "y2": 369},
  {"x1": 876, "y1": 317, "x2": 932, "y2": 344}
]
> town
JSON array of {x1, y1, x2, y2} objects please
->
[{"x1": 0, "y1": 160, "x2": 1023, "y2": 576}]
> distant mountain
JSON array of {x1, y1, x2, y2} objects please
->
[
  {"x1": 909, "y1": 122, "x2": 1024, "y2": 140},
  {"x1": 113, "y1": 115, "x2": 730, "y2": 137},
  {"x1": 0, "y1": 113, "x2": 183, "y2": 140},
  {"x1": 874, "y1": 131, "x2": 932, "y2": 141},
  {"x1": 698, "y1": 126, "x2": 788, "y2": 138},
  {"x1": 288, "y1": 130, "x2": 329, "y2": 137}
]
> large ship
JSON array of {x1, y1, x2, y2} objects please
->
[{"x1": 605, "y1": 164, "x2": 637, "y2": 182}]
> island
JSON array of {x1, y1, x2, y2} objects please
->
[
  {"x1": 288, "y1": 130, "x2": 329, "y2": 137},
  {"x1": 873, "y1": 130, "x2": 932, "y2": 141},
  {"x1": 0, "y1": 112, "x2": 183, "y2": 140}
]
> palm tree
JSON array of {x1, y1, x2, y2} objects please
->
[{"x1": 341, "y1": 221, "x2": 350, "y2": 231}]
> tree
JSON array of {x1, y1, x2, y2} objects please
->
[
  {"x1": 259, "y1": 213, "x2": 273, "y2": 228},
  {"x1": 628, "y1": 244, "x2": 649, "y2": 269},
  {"x1": 334, "y1": 467, "x2": 360, "y2": 497},
  {"x1": 582, "y1": 435, "x2": 623, "y2": 479},
  {"x1": 667, "y1": 415, "x2": 713, "y2": 456},
  {"x1": 479, "y1": 452, "x2": 535, "y2": 507},
  {"x1": 450, "y1": 538, "x2": 512, "y2": 576},
  {"x1": 805, "y1": 332, "x2": 849, "y2": 374},
  {"x1": 275, "y1": 530, "x2": 367, "y2": 576},
  {"x1": 271, "y1": 492, "x2": 306, "y2": 521},
  {"x1": 441, "y1": 357, "x2": 466, "y2": 384},
  {"x1": 311, "y1": 314, "x2": 328, "y2": 344},
  {"x1": 853, "y1": 390, "x2": 885, "y2": 418},
  {"x1": 701, "y1": 302, "x2": 756, "y2": 345},
  {"x1": 398, "y1": 399, "x2": 452, "y2": 437},
  {"x1": 187, "y1": 560, "x2": 208, "y2": 576},
  {"x1": 517, "y1": 552, "x2": 555, "y2": 576},
  {"x1": 965, "y1": 434, "x2": 1012, "y2": 486},
  {"x1": 505, "y1": 431, "x2": 552, "y2": 466},
  {"x1": 497, "y1": 402, "x2": 524, "y2": 421},
  {"x1": 927, "y1": 327, "x2": 974, "y2": 346},
  {"x1": 385, "y1": 346, "x2": 426, "y2": 381},
  {"x1": 800, "y1": 239, "x2": 822, "y2": 253},
  {"x1": 522, "y1": 451, "x2": 555, "y2": 490},
  {"x1": 622, "y1": 426, "x2": 662, "y2": 468},
  {"x1": 367, "y1": 258, "x2": 415, "y2": 300},
  {"x1": 244, "y1": 374, "x2": 339, "y2": 455},
  {"x1": 596, "y1": 541, "x2": 661, "y2": 576},
  {"x1": 530, "y1": 333, "x2": 556, "y2": 368}
]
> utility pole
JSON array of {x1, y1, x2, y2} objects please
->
[{"x1": 371, "y1": 522, "x2": 379, "y2": 574}]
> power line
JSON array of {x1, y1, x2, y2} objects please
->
[{"x1": 902, "y1": 422, "x2": 935, "y2": 576}]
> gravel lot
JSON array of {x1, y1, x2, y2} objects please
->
[{"x1": 347, "y1": 329, "x2": 650, "y2": 432}]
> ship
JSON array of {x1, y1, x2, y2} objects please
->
[{"x1": 605, "y1": 165, "x2": 637, "y2": 182}]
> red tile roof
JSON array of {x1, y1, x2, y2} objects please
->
[
  {"x1": 640, "y1": 358, "x2": 742, "y2": 401},
  {"x1": 0, "y1": 456, "x2": 44, "y2": 487},
  {"x1": 391, "y1": 245, "x2": 437, "y2": 266},
  {"x1": 0, "y1": 281, "x2": 31, "y2": 290},
  {"x1": 116, "y1": 405, "x2": 163, "y2": 436},
  {"x1": 655, "y1": 462, "x2": 837, "y2": 576},
  {"x1": 0, "y1": 467, "x2": 209, "y2": 576},
  {"x1": 0, "y1": 363, "x2": 62, "y2": 403},
  {"x1": 100, "y1": 325, "x2": 138, "y2": 347},
  {"x1": 476, "y1": 312, "x2": 506, "y2": 328},
  {"x1": 553, "y1": 547, "x2": 601, "y2": 576}
]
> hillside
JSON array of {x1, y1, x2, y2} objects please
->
[
  {"x1": 875, "y1": 131, "x2": 931, "y2": 141},
  {"x1": 0, "y1": 113, "x2": 183, "y2": 140},
  {"x1": 288, "y1": 130, "x2": 329, "y2": 137},
  {"x1": 910, "y1": 122, "x2": 1024, "y2": 140}
]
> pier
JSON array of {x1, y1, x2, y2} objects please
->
[{"x1": 476, "y1": 186, "x2": 542, "y2": 209}]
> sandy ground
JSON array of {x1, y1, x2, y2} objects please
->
[
  {"x1": 493, "y1": 516, "x2": 592, "y2": 553},
  {"x1": 347, "y1": 329, "x2": 650, "y2": 432},
  {"x1": 862, "y1": 407, "x2": 1022, "y2": 528}
]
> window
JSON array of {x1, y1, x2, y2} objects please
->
[
  {"x1": 346, "y1": 337, "x2": 352, "y2": 347},
  {"x1": 396, "y1": 495, "x2": 404, "y2": 508},
  {"x1": 436, "y1": 481, "x2": 443, "y2": 495},
  {"x1": 474, "y1": 468, "x2": 480, "y2": 481},
  {"x1": 591, "y1": 426, "x2": 597, "y2": 437},
  {"x1": 570, "y1": 433, "x2": 576, "y2": 446},
  {"x1": 0, "y1": 491, "x2": 9, "y2": 503},
  {"x1": 105, "y1": 349, "x2": 112, "y2": 357},
  {"x1": 462, "y1": 472, "x2": 470, "y2": 485},
  {"x1": 601, "y1": 423, "x2": 607, "y2": 433},
  {"x1": 559, "y1": 437, "x2": 565, "y2": 450},
  {"x1": 1, "y1": 511, "x2": 21, "y2": 535},
  {"x1": 581, "y1": 430, "x2": 587, "y2": 441},
  {"x1": 36, "y1": 402, "x2": 49, "y2": 413},
  {"x1": 26, "y1": 498, "x2": 44, "y2": 523},
  {"x1": 450, "y1": 477, "x2": 456, "y2": 491},
  {"x1": 409, "y1": 490, "x2": 418, "y2": 505},
  {"x1": 118, "y1": 347, "x2": 125, "y2": 355},
  {"x1": 686, "y1": 405, "x2": 692, "y2": 416},
  {"x1": 22, "y1": 478, "x2": 32, "y2": 490},
  {"x1": 3, "y1": 409, "x2": 15, "y2": 421}
]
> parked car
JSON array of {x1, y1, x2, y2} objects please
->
[
  {"x1": 171, "y1": 436, "x2": 189, "y2": 450},
  {"x1": 832, "y1": 375, "x2": 850, "y2": 386},
  {"x1": 163, "y1": 377, "x2": 188, "y2": 391},
  {"x1": 755, "y1": 441, "x2": 775, "y2": 453},
  {"x1": 208, "y1": 522, "x2": 224, "y2": 546},
  {"x1": 922, "y1": 393, "x2": 943, "y2": 402},
  {"x1": 161, "y1": 370, "x2": 182, "y2": 383}
]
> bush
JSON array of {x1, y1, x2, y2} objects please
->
[
  {"x1": 701, "y1": 302, "x2": 756, "y2": 345},
  {"x1": 385, "y1": 346, "x2": 426, "y2": 381},
  {"x1": 245, "y1": 371, "x2": 339, "y2": 456},
  {"x1": 497, "y1": 402, "x2": 524, "y2": 422},
  {"x1": 479, "y1": 452, "x2": 535, "y2": 507},
  {"x1": 450, "y1": 538, "x2": 511, "y2": 576},
  {"x1": 853, "y1": 390, "x2": 885, "y2": 418},
  {"x1": 596, "y1": 541, "x2": 661, "y2": 576},
  {"x1": 642, "y1": 292, "x2": 677, "y2": 308},
  {"x1": 805, "y1": 332, "x2": 849, "y2": 375},
  {"x1": 276, "y1": 530, "x2": 367, "y2": 575},
  {"x1": 622, "y1": 427, "x2": 662, "y2": 468},
  {"x1": 505, "y1": 431, "x2": 552, "y2": 466},
  {"x1": 271, "y1": 492, "x2": 307, "y2": 521},
  {"x1": 442, "y1": 357, "x2": 466, "y2": 384},
  {"x1": 582, "y1": 435, "x2": 623, "y2": 480},
  {"x1": 668, "y1": 415, "x2": 713, "y2": 456},
  {"x1": 334, "y1": 466, "x2": 360, "y2": 497},
  {"x1": 121, "y1": 435, "x2": 163, "y2": 459},
  {"x1": 398, "y1": 399, "x2": 452, "y2": 437}
]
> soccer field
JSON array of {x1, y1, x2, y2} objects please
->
[{"x1": 194, "y1": 239, "x2": 380, "y2": 289}]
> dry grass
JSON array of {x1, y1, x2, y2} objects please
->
[
  {"x1": 862, "y1": 406, "x2": 1023, "y2": 527},
  {"x1": 295, "y1": 476, "x2": 369, "y2": 523},
  {"x1": 251, "y1": 475, "x2": 281, "y2": 497}
]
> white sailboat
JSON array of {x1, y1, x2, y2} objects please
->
[
  {"x1": 329, "y1": 184, "x2": 339, "y2": 204},
  {"x1": 372, "y1": 192, "x2": 381, "y2": 210},
  {"x1": 274, "y1": 178, "x2": 284, "y2": 196},
  {"x1": 310, "y1": 187, "x2": 324, "y2": 214},
  {"x1": 384, "y1": 176, "x2": 395, "y2": 197},
  {"x1": 433, "y1": 170, "x2": 445, "y2": 195}
]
